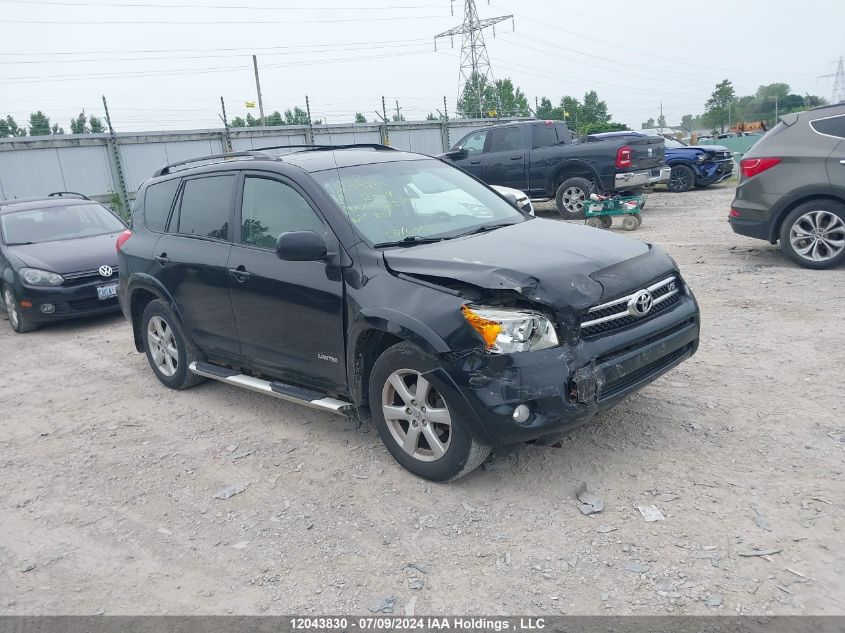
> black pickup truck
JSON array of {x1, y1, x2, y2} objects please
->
[{"x1": 442, "y1": 120, "x2": 670, "y2": 218}]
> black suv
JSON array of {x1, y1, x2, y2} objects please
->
[{"x1": 118, "y1": 145, "x2": 700, "y2": 481}]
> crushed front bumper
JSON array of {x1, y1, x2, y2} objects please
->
[{"x1": 427, "y1": 290, "x2": 699, "y2": 447}]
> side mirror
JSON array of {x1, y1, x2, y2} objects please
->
[
  {"x1": 502, "y1": 192, "x2": 519, "y2": 208},
  {"x1": 445, "y1": 148, "x2": 468, "y2": 160},
  {"x1": 276, "y1": 231, "x2": 327, "y2": 262}
]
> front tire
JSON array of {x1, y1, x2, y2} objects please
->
[
  {"x1": 555, "y1": 177, "x2": 595, "y2": 219},
  {"x1": 141, "y1": 300, "x2": 205, "y2": 389},
  {"x1": 667, "y1": 164, "x2": 695, "y2": 192},
  {"x1": 369, "y1": 341, "x2": 491, "y2": 481},
  {"x1": 779, "y1": 201, "x2": 845, "y2": 269},
  {"x1": 2, "y1": 285, "x2": 38, "y2": 333}
]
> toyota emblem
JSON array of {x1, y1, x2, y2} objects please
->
[
  {"x1": 627, "y1": 290, "x2": 653, "y2": 317},
  {"x1": 99, "y1": 265, "x2": 113, "y2": 278}
]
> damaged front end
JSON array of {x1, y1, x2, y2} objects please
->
[{"x1": 382, "y1": 229, "x2": 700, "y2": 447}]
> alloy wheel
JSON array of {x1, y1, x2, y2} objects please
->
[
  {"x1": 3, "y1": 288, "x2": 19, "y2": 329},
  {"x1": 789, "y1": 210, "x2": 845, "y2": 263},
  {"x1": 381, "y1": 369, "x2": 452, "y2": 462},
  {"x1": 562, "y1": 186, "x2": 585, "y2": 214},
  {"x1": 669, "y1": 166, "x2": 692, "y2": 191},
  {"x1": 147, "y1": 315, "x2": 179, "y2": 377}
]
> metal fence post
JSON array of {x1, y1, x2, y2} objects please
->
[
  {"x1": 102, "y1": 96, "x2": 130, "y2": 219},
  {"x1": 441, "y1": 96, "x2": 451, "y2": 152},
  {"x1": 305, "y1": 95, "x2": 315, "y2": 145}
]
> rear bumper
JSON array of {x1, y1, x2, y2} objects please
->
[
  {"x1": 14, "y1": 280, "x2": 122, "y2": 323},
  {"x1": 428, "y1": 289, "x2": 700, "y2": 447},
  {"x1": 729, "y1": 189, "x2": 777, "y2": 242},
  {"x1": 615, "y1": 166, "x2": 671, "y2": 189}
]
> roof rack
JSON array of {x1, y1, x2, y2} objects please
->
[
  {"x1": 252, "y1": 143, "x2": 397, "y2": 153},
  {"x1": 153, "y1": 151, "x2": 277, "y2": 177},
  {"x1": 48, "y1": 191, "x2": 92, "y2": 200}
]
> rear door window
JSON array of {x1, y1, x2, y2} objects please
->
[
  {"x1": 488, "y1": 127, "x2": 523, "y2": 153},
  {"x1": 143, "y1": 178, "x2": 180, "y2": 232},
  {"x1": 173, "y1": 175, "x2": 236, "y2": 241},
  {"x1": 532, "y1": 124, "x2": 558, "y2": 148},
  {"x1": 810, "y1": 115, "x2": 845, "y2": 139}
]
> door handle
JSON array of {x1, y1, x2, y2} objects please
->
[
  {"x1": 228, "y1": 266, "x2": 251, "y2": 282},
  {"x1": 153, "y1": 253, "x2": 170, "y2": 264},
  {"x1": 470, "y1": 159, "x2": 482, "y2": 165},
  {"x1": 840, "y1": 160, "x2": 845, "y2": 164},
  {"x1": 510, "y1": 156, "x2": 522, "y2": 160}
]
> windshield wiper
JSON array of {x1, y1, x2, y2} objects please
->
[
  {"x1": 453, "y1": 221, "x2": 519, "y2": 238},
  {"x1": 373, "y1": 235, "x2": 448, "y2": 248}
]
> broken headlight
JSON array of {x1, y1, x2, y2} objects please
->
[{"x1": 461, "y1": 305, "x2": 559, "y2": 354}]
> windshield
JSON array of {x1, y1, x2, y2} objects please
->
[
  {"x1": 311, "y1": 158, "x2": 526, "y2": 246},
  {"x1": 663, "y1": 137, "x2": 687, "y2": 148},
  {"x1": 1, "y1": 203, "x2": 125, "y2": 245}
]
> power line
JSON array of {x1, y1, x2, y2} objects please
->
[
  {"x1": 4, "y1": 15, "x2": 447, "y2": 25},
  {"x1": 1, "y1": 0, "x2": 433, "y2": 8}
]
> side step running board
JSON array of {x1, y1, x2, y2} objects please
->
[{"x1": 189, "y1": 361, "x2": 353, "y2": 415}]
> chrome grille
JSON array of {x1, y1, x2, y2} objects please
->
[
  {"x1": 63, "y1": 267, "x2": 119, "y2": 286},
  {"x1": 580, "y1": 276, "x2": 680, "y2": 338}
]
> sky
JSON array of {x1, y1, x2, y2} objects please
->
[{"x1": 1, "y1": 0, "x2": 842, "y2": 133}]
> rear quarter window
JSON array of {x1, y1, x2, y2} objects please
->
[
  {"x1": 810, "y1": 115, "x2": 845, "y2": 140},
  {"x1": 143, "y1": 178, "x2": 181, "y2": 232}
]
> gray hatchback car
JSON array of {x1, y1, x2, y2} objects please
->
[{"x1": 730, "y1": 103, "x2": 845, "y2": 269}]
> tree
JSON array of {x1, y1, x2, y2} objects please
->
[
  {"x1": 265, "y1": 110, "x2": 283, "y2": 126},
  {"x1": 354, "y1": 112, "x2": 367, "y2": 123},
  {"x1": 425, "y1": 112, "x2": 438, "y2": 121},
  {"x1": 230, "y1": 116, "x2": 246, "y2": 128},
  {"x1": 579, "y1": 90, "x2": 610, "y2": 128},
  {"x1": 0, "y1": 118, "x2": 8, "y2": 137},
  {"x1": 70, "y1": 112, "x2": 87, "y2": 134},
  {"x1": 391, "y1": 111, "x2": 405, "y2": 122},
  {"x1": 284, "y1": 107, "x2": 309, "y2": 125},
  {"x1": 641, "y1": 117, "x2": 656, "y2": 129},
  {"x1": 246, "y1": 113, "x2": 261, "y2": 126},
  {"x1": 51, "y1": 123, "x2": 64, "y2": 135},
  {"x1": 89, "y1": 116, "x2": 105, "y2": 133},
  {"x1": 491, "y1": 78, "x2": 529, "y2": 117},
  {"x1": 657, "y1": 113, "x2": 667, "y2": 127},
  {"x1": 456, "y1": 71, "x2": 501, "y2": 118},
  {"x1": 580, "y1": 121, "x2": 630, "y2": 135},
  {"x1": 536, "y1": 97, "x2": 555, "y2": 119},
  {"x1": 5, "y1": 115, "x2": 24, "y2": 136},
  {"x1": 704, "y1": 79, "x2": 736, "y2": 133},
  {"x1": 29, "y1": 111, "x2": 51, "y2": 136}
]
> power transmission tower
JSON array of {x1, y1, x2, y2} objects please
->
[
  {"x1": 820, "y1": 56, "x2": 845, "y2": 104},
  {"x1": 435, "y1": 0, "x2": 513, "y2": 118}
]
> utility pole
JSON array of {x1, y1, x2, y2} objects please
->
[
  {"x1": 252, "y1": 54, "x2": 265, "y2": 126},
  {"x1": 219, "y1": 96, "x2": 232, "y2": 152},
  {"x1": 394, "y1": 99, "x2": 402, "y2": 122},
  {"x1": 435, "y1": 0, "x2": 513, "y2": 118},
  {"x1": 101, "y1": 95, "x2": 129, "y2": 219},
  {"x1": 305, "y1": 95, "x2": 315, "y2": 146}
]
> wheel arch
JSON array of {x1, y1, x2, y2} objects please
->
[
  {"x1": 548, "y1": 160, "x2": 602, "y2": 194},
  {"x1": 126, "y1": 274, "x2": 188, "y2": 353},
  {"x1": 770, "y1": 193, "x2": 845, "y2": 243},
  {"x1": 347, "y1": 311, "x2": 451, "y2": 408}
]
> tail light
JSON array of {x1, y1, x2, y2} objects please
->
[
  {"x1": 116, "y1": 229, "x2": 132, "y2": 253},
  {"x1": 740, "y1": 157, "x2": 781, "y2": 179},
  {"x1": 615, "y1": 146, "x2": 632, "y2": 169}
]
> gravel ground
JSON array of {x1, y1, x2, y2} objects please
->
[{"x1": 1, "y1": 185, "x2": 843, "y2": 616}]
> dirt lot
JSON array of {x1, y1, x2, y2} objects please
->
[{"x1": 1, "y1": 185, "x2": 843, "y2": 616}]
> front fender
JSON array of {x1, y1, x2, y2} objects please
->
[{"x1": 351, "y1": 307, "x2": 452, "y2": 357}]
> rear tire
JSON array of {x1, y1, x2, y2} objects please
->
[
  {"x1": 2, "y1": 285, "x2": 38, "y2": 333},
  {"x1": 368, "y1": 341, "x2": 491, "y2": 482},
  {"x1": 555, "y1": 177, "x2": 595, "y2": 219},
  {"x1": 141, "y1": 300, "x2": 205, "y2": 390},
  {"x1": 667, "y1": 164, "x2": 695, "y2": 193},
  {"x1": 621, "y1": 215, "x2": 639, "y2": 231},
  {"x1": 779, "y1": 201, "x2": 845, "y2": 269}
]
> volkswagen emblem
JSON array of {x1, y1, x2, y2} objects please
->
[
  {"x1": 627, "y1": 290, "x2": 653, "y2": 317},
  {"x1": 98, "y1": 265, "x2": 113, "y2": 278}
]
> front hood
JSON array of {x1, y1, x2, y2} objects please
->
[
  {"x1": 383, "y1": 218, "x2": 675, "y2": 313},
  {"x1": 687, "y1": 145, "x2": 730, "y2": 152},
  {"x1": 7, "y1": 232, "x2": 120, "y2": 274}
]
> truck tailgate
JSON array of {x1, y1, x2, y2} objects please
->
[{"x1": 626, "y1": 136, "x2": 665, "y2": 170}]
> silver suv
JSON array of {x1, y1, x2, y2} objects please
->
[{"x1": 729, "y1": 103, "x2": 845, "y2": 269}]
